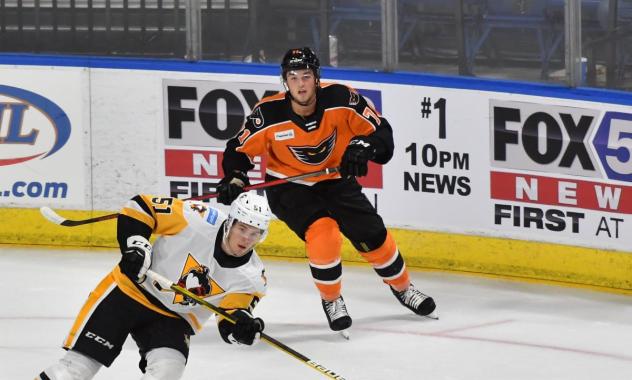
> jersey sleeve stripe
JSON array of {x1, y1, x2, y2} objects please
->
[
  {"x1": 112, "y1": 266, "x2": 180, "y2": 319},
  {"x1": 120, "y1": 206, "x2": 156, "y2": 230},
  {"x1": 215, "y1": 293, "x2": 264, "y2": 324},
  {"x1": 133, "y1": 194, "x2": 154, "y2": 216},
  {"x1": 152, "y1": 199, "x2": 188, "y2": 236},
  {"x1": 325, "y1": 106, "x2": 377, "y2": 133},
  {"x1": 217, "y1": 292, "x2": 258, "y2": 310},
  {"x1": 184, "y1": 313, "x2": 203, "y2": 331}
]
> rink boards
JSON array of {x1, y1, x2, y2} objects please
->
[
  {"x1": 0, "y1": 54, "x2": 631, "y2": 292},
  {"x1": 2, "y1": 208, "x2": 631, "y2": 293}
]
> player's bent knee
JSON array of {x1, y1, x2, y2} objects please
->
[
  {"x1": 38, "y1": 350, "x2": 101, "y2": 380},
  {"x1": 349, "y1": 227, "x2": 388, "y2": 252},
  {"x1": 141, "y1": 347, "x2": 186, "y2": 380},
  {"x1": 305, "y1": 217, "x2": 342, "y2": 263},
  {"x1": 306, "y1": 218, "x2": 340, "y2": 242}
]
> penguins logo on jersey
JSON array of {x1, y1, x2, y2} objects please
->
[
  {"x1": 288, "y1": 130, "x2": 337, "y2": 165},
  {"x1": 176, "y1": 264, "x2": 213, "y2": 305},
  {"x1": 248, "y1": 107, "x2": 265, "y2": 129}
]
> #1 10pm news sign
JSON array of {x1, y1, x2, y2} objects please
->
[{"x1": 367, "y1": 83, "x2": 631, "y2": 253}]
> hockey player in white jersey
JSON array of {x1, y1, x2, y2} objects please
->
[{"x1": 37, "y1": 192, "x2": 272, "y2": 380}]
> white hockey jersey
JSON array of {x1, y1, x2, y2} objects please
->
[{"x1": 112, "y1": 194, "x2": 267, "y2": 332}]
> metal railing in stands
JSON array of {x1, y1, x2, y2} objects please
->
[{"x1": 0, "y1": 0, "x2": 629, "y2": 90}]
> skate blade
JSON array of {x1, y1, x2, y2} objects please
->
[
  {"x1": 338, "y1": 329, "x2": 350, "y2": 340},
  {"x1": 423, "y1": 311, "x2": 439, "y2": 320}
]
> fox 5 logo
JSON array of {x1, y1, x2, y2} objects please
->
[
  {"x1": 593, "y1": 112, "x2": 632, "y2": 182},
  {"x1": 491, "y1": 100, "x2": 632, "y2": 182}
]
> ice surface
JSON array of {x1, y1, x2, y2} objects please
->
[{"x1": 1, "y1": 247, "x2": 631, "y2": 380}]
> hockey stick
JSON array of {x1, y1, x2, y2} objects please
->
[
  {"x1": 145, "y1": 269, "x2": 346, "y2": 380},
  {"x1": 40, "y1": 167, "x2": 339, "y2": 227}
]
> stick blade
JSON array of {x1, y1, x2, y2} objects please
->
[{"x1": 39, "y1": 206, "x2": 66, "y2": 225}]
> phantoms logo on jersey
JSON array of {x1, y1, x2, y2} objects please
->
[
  {"x1": 288, "y1": 130, "x2": 337, "y2": 165},
  {"x1": 249, "y1": 107, "x2": 265, "y2": 128}
]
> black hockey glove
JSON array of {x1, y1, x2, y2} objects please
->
[
  {"x1": 218, "y1": 309, "x2": 265, "y2": 346},
  {"x1": 340, "y1": 136, "x2": 376, "y2": 178},
  {"x1": 119, "y1": 235, "x2": 152, "y2": 283},
  {"x1": 217, "y1": 170, "x2": 250, "y2": 205}
]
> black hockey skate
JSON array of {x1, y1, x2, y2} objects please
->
[
  {"x1": 391, "y1": 284, "x2": 437, "y2": 317},
  {"x1": 321, "y1": 296, "x2": 352, "y2": 331}
]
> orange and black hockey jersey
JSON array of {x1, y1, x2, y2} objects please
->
[{"x1": 222, "y1": 83, "x2": 395, "y2": 184}]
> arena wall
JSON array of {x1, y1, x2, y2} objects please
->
[{"x1": 1, "y1": 54, "x2": 631, "y2": 291}]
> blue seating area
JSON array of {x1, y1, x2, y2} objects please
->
[
  {"x1": 300, "y1": 0, "x2": 564, "y2": 75},
  {"x1": 0, "y1": 0, "x2": 629, "y2": 87},
  {"x1": 303, "y1": 0, "x2": 629, "y2": 80},
  {"x1": 328, "y1": 0, "x2": 419, "y2": 51},
  {"x1": 304, "y1": 0, "x2": 419, "y2": 56},
  {"x1": 589, "y1": 0, "x2": 632, "y2": 82},
  {"x1": 267, "y1": 0, "x2": 560, "y2": 75},
  {"x1": 464, "y1": 0, "x2": 566, "y2": 78}
]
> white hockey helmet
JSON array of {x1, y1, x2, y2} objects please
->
[{"x1": 224, "y1": 192, "x2": 272, "y2": 243}]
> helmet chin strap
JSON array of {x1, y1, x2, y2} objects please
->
[
  {"x1": 221, "y1": 228, "x2": 233, "y2": 254},
  {"x1": 221, "y1": 219, "x2": 237, "y2": 255}
]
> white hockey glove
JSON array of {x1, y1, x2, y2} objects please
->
[{"x1": 119, "y1": 235, "x2": 152, "y2": 283}]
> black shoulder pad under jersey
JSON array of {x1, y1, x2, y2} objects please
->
[
  {"x1": 320, "y1": 83, "x2": 362, "y2": 109},
  {"x1": 244, "y1": 97, "x2": 289, "y2": 132}
]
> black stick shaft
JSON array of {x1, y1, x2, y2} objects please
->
[
  {"x1": 43, "y1": 167, "x2": 339, "y2": 227},
  {"x1": 146, "y1": 270, "x2": 346, "y2": 380}
]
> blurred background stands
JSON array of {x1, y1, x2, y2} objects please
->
[{"x1": 0, "y1": 0, "x2": 631, "y2": 90}]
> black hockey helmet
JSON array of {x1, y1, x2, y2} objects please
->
[{"x1": 281, "y1": 47, "x2": 320, "y2": 80}]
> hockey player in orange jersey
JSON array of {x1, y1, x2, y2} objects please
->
[
  {"x1": 218, "y1": 47, "x2": 437, "y2": 337},
  {"x1": 37, "y1": 192, "x2": 271, "y2": 380}
]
